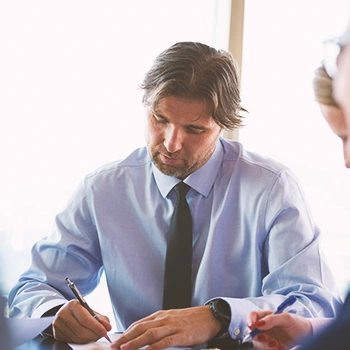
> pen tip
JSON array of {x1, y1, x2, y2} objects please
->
[{"x1": 242, "y1": 335, "x2": 250, "y2": 343}]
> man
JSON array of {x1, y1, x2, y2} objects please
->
[
  {"x1": 246, "y1": 23, "x2": 350, "y2": 350},
  {"x1": 8, "y1": 42, "x2": 341, "y2": 349}
]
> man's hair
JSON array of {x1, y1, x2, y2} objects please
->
[
  {"x1": 313, "y1": 65, "x2": 339, "y2": 107},
  {"x1": 140, "y1": 42, "x2": 246, "y2": 130}
]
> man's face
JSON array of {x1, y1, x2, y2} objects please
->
[
  {"x1": 145, "y1": 96, "x2": 223, "y2": 179},
  {"x1": 320, "y1": 104, "x2": 350, "y2": 168},
  {"x1": 333, "y1": 44, "x2": 350, "y2": 168}
]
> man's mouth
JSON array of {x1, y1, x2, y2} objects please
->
[{"x1": 159, "y1": 153, "x2": 182, "y2": 165}]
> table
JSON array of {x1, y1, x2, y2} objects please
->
[
  {"x1": 14, "y1": 335, "x2": 256, "y2": 350},
  {"x1": 14, "y1": 336, "x2": 72, "y2": 350}
]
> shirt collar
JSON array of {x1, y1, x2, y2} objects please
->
[{"x1": 153, "y1": 139, "x2": 224, "y2": 198}]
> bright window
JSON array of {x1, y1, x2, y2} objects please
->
[
  {"x1": 240, "y1": 0, "x2": 350, "y2": 298},
  {"x1": 1, "y1": 0, "x2": 349, "y2": 330},
  {"x1": 0, "y1": 0, "x2": 231, "y2": 328}
]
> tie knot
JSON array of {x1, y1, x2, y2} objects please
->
[{"x1": 174, "y1": 182, "x2": 190, "y2": 199}]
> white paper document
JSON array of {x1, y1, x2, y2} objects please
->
[
  {"x1": 68, "y1": 334, "x2": 116, "y2": 350},
  {"x1": 69, "y1": 333, "x2": 192, "y2": 350},
  {"x1": 69, "y1": 334, "x2": 126, "y2": 350}
]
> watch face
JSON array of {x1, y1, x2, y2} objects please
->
[
  {"x1": 209, "y1": 299, "x2": 230, "y2": 326},
  {"x1": 216, "y1": 299, "x2": 231, "y2": 320}
]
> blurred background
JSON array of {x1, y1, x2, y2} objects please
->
[{"x1": 1, "y1": 0, "x2": 349, "y2": 331}]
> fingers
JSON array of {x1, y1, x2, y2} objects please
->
[
  {"x1": 252, "y1": 338, "x2": 287, "y2": 350},
  {"x1": 252, "y1": 336, "x2": 283, "y2": 350},
  {"x1": 94, "y1": 312, "x2": 112, "y2": 332},
  {"x1": 53, "y1": 300, "x2": 112, "y2": 343},
  {"x1": 112, "y1": 316, "x2": 172, "y2": 350},
  {"x1": 247, "y1": 310, "x2": 274, "y2": 331},
  {"x1": 112, "y1": 325, "x2": 176, "y2": 350},
  {"x1": 246, "y1": 312, "x2": 303, "y2": 350},
  {"x1": 112, "y1": 306, "x2": 217, "y2": 350},
  {"x1": 253, "y1": 313, "x2": 296, "y2": 330},
  {"x1": 245, "y1": 312, "x2": 290, "y2": 350}
]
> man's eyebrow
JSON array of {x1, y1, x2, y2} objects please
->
[{"x1": 153, "y1": 112, "x2": 209, "y2": 129}]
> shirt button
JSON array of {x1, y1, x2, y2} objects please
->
[{"x1": 234, "y1": 328, "x2": 240, "y2": 336}]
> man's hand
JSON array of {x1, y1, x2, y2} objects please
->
[
  {"x1": 52, "y1": 300, "x2": 112, "y2": 344},
  {"x1": 111, "y1": 305, "x2": 221, "y2": 350}
]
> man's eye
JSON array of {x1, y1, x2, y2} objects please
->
[{"x1": 187, "y1": 127, "x2": 205, "y2": 134}]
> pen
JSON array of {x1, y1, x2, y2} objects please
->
[
  {"x1": 243, "y1": 295, "x2": 298, "y2": 343},
  {"x1": 65, "y1": 277, "x2": 112, "y2": 343}
]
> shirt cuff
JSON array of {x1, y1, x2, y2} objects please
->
[
  {"x1": 309, "y1": 318, "x2": 334, "y2": 337},
  {"x1": 32, "y1": 299, "x2": 66, "y2": 318}
]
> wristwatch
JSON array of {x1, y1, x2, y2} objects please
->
[{"x1": 208, "y1": 299, "x2": 231, "y2": 337}]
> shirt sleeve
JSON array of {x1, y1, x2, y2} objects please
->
[
  {"x1": 309, "y1": 318, "x2": 334, "y2": 336},
  {"x1": 217, "y1": 168, "x2": 342, "y2": 340},
  {"x1": 8, "y1": 178, "x2": 104, "y2": 318}
]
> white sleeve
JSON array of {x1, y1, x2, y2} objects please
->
[{"x1": 310, "y1": 318, "x2": 334, "y2": 337}]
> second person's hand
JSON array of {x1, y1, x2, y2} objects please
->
[{"x1": 246, "y1": 310, "x2": 312, "y2": 350}]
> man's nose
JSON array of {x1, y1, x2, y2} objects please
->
[{"x1": 164, "y1": 127, "x2": 183, "y2": 153}]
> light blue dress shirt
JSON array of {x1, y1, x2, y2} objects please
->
[{"x1": 8, "y1": 138, "x2": 342, "y2": 340}]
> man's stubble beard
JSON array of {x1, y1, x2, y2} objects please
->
[
  {"x1": 149, "y1": 147, "x2": 215, "y2": 180},
  {"x1": 151, "y1": 151, "x2": 191, "y2": 179}
]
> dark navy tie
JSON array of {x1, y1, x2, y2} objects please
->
[{"x1": 162, "y1": 182, "x2": 192, "y2": 310}]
